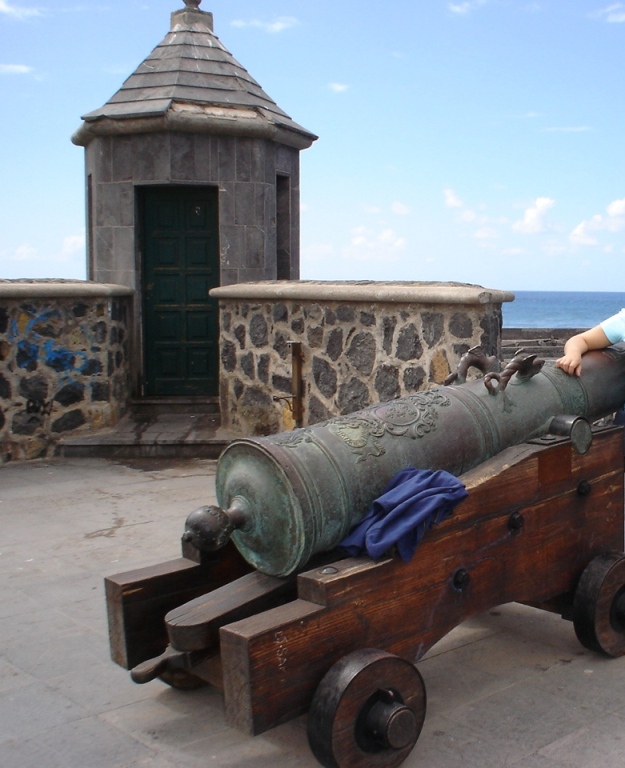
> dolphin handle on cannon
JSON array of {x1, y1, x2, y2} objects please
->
[{"x1": 105, "y1": 346, "x2": 625, "y2": 768}]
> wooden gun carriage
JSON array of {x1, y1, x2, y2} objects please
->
[{"x1": 106, "y1": 417, "x2": 625, "y2": 768}]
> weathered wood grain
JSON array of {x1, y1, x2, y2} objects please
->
[
  {"x1": 166, "y1": 570, "x2": 298, "y2": 652},
  {"x1": 218, "y1": 429, "x2": 624, "y2": 734},
  {"x1": 105, "y1": 541, "x2": 251, "y2": 669}
]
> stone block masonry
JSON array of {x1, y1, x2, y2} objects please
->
[
  {"x1": 211, "y1": 281, "x2": 514, "y2": 436},
  {"x1": 0, "y1": 281, "x2": 133, "y2": 462}
]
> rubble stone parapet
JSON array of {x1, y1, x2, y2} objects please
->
[
  {"x1": 0, "y1": 281, "x2": 133, "y2": 462},
  {"x1": 211, "y1": 281, "x2": 513, "y2": 435}
]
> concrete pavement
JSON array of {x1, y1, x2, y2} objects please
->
[{"x1": 1, "y1": 455, "x2": 625, "y2": 768}]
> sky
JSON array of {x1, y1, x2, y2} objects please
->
[{"x1": 1, "y1": 0, "x2": 624, "y2": 292}]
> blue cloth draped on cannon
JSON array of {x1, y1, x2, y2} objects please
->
[{"x1": 339, "y1": 468, "x2": 468, "y2": 562}]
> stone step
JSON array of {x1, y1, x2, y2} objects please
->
[
  {"x1": 58, "y1": 410, "x2": 232, "y2": 460},
  {"x1": 501, "y1": 339, "x2": 564, "y2": 360},
  {"x1": 130, "y1": 396, "x2": 221, "y2": 415},
  {"x1": 503, "y1": 352, "x2": 563, "y2": 360},
  {"x1": 501, "y1": 327, "x2": 582, "y2": 360},
  {"x1": 503, "y1": 339, "x2": 564, "y2": 349},
  {"x1": 502, "y1": 327, "x2": 583, "y2": 341}
]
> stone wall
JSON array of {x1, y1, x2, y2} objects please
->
[
  {"x1": 0, "y1": 281, "x2": 133, "y2": 462},
  {"x1": 211, "y1": 281, "x2": 514, "y2": 436}
]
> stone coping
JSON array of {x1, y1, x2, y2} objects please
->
[
  {"x1": 0, "y1": 280, "x2": 134, "y2": 299},
  {"x1": 72, "y1": 112, "x2": 316, "y2": 151},
  {"x1": 210, "y1": 280, "x2": 515, "y2": 305}
]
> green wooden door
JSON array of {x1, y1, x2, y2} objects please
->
[{"x1": 141, "y1": 186, "x2": 219, "y2": 396}]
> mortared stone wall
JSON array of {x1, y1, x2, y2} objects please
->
[
  {"x1": 0, "y1": 281, "x2": 133, "y2": 462},
  {"x1": 211, "y1": 281, "x2": 514, "y2": 436}
]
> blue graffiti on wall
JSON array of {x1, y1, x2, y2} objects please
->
[
  {"x1": 43, "y1": 340, "x2": 80, "y2": 372},
  {"x1": 10, "y1": 310, "x2": 90, "y2": 377},
  {"x1": 16, "y1": 339, "x2": 39, "y2": 369}
]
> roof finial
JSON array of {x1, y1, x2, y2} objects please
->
[{"x1": 184, "y1": 0, "x2": 201, "y2": 8}]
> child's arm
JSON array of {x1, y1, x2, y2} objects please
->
[{"x1": 556, "y1": 326, "x2": 611, "y2": 376}]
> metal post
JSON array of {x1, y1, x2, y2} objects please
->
[{"x1": 288, "y1": 341, "x2": 303, "y2": 428}]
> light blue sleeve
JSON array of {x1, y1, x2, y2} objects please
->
[{"x1": 600, "y1": 309, "x2": 625, "y2": 344}]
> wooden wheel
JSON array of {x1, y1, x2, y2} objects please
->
[
  {"x1": 573, "y1": 552, "x2": 625, "y2": 657},
  {"x1": 307, "y1": 649, "x2": 426, "y2": 768}
]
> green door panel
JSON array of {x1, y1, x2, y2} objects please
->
[{"x1": 142, "y1": 187, "x2": 220, "y2": 397}]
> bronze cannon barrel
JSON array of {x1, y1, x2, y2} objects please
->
[{"x1": 197, "y1": 348, "x2": 625, "y2": 577}]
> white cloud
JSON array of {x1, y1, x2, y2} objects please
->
[
  {"x1": 13, "y1": 243, "x2": 38, "y2": 262},
  {"x1": 342, "y1": 226, "x2": 406, "y2": 262},
  {"x1": 595, "y1": 3, "x2": 625, "y2": 22},
  {"x1": 231, "y1": 16, "x2": 299, "y2": 33},
  {"x1": 4, "y1": 234, "x2": 84, "y2": 274},
  {"x1": 0, "y1": 1, "x2": 40, "y2": 19},
  {"x1": 444, "y1": 187, "x2": 484, "y2": 224},
  {"x1": 391, "y1": 201, "x2": 411, "y2": 215},
  {"x1": 449, "y1": 0, "x2": 487, "y2": 14},
  {"x1": 607, "y1": 198, "x2": 625, "y2": 217},
  {"x1": 570, "y1": 198, "x2": 625, "y2": 245},
  {"x1": 0, "y1": 64, "x2": 33, "y2": 74},
  {"x1": 512, "y1": 197, "x2": 555, "y2": 234},
  {"x1": 328, "y1": 83, "x2": 349, "y2": 93},
  {"x1": 443, "y1": 188, "x2": 464, "y2": 208},
  {"x1": 570, "y1": 219, "x2": 599, "y2": 246},
  {"x1": 62, "y1": 232, "x2": 85, "y2": 257}
]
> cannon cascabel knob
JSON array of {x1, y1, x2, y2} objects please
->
[{"x1": 183, "y1": 500, "x2": 248, "y2": 552}]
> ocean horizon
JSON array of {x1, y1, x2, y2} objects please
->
[{"x1": 503, "y1": 291, "x2": 625, "y2": 329}]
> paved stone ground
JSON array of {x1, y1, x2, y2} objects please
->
[{"x1": 1, "y1": 456, "x2": 625, "y2": 768}]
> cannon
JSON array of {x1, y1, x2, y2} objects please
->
[
  {"x1": 105, "y1": 348, "x2": 625, "y2": 768},
  {"x1": 182, "y1": 346, "x2": 625, "y2": 576}
]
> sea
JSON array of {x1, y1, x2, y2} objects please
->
[{"x1": 503, "y1": 291, "x2": 625, "y2": 330}]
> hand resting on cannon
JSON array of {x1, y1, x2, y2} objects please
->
[{"x1": 557, "y1": 308, "x2": 625, "y2": 376}]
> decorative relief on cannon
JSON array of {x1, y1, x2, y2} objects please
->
[
  {"x1": 325, "y1": 417, "x2": 387, "y2": 461},
  {"x1": 444, "y1": 345, "x2": 501, "y2": 385},
  {"x1": 272, "y1": 390, "x2": 452, "y2": 461},
  {"x1": 483, "y1": 349, "x2": 545, "y2": 394}
]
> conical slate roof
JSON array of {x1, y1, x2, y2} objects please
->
[{"x1": 72, "y1": 3, "x2": 316, "y2": 149}]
